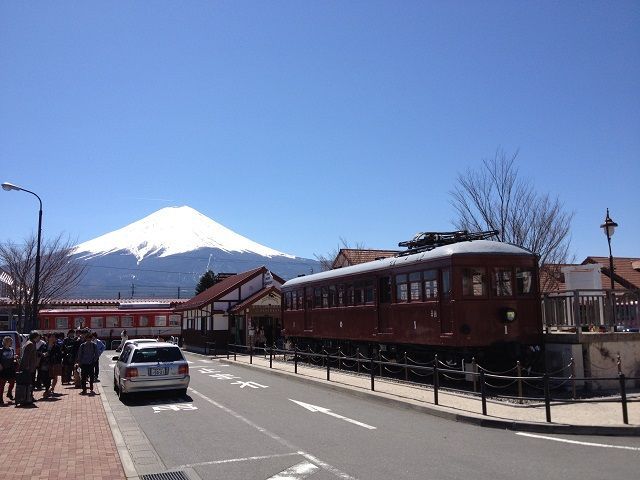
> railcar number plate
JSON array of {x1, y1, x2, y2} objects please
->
[{"x1": 149, "y1": 367, "x2": 168, "y2": 376}]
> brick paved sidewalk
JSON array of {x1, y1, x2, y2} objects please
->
[{"x1": 0, "y1": 382, "x2": 126, "y2": 480}]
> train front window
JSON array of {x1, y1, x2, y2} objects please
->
[
  {"x1": 423, "y1": 270, "x2": 438, "y2": 299},
  {"x1": 516, "y1": 268, "x2": 534, "y2": 295},
  {"x1": 493, "y1": 269, "x2": 513, "y2": 297},
  {"x1": 462, "y1": 268, "x2": 486, "y2": 297},
  {"x1": 396, "y1": 274, "x2": 408, "y2": 302},
  {"x1": 409, "y1": 273, "x2": 421, "y2": 301}
]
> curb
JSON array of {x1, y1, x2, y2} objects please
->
[
  {"x1": 215, "y1": 356, "x2": 640, "y2": 437},
  {"x1": 97, "y1": 382, "x2": 140, "y2": 480}
]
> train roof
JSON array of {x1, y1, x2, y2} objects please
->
[{"x1": 283, "y1": 240, "x2": 535, "y2": 288}]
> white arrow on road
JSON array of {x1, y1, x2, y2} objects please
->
[{"x1": 289, "y1": 399, "x2": 376, "y2": 430}]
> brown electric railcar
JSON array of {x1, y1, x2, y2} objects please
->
[{"x1": 281, "y1": 240, "x2": 543, "y2": 364}]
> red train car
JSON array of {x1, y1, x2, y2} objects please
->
[
  {"x1": 38, "y1": 303, "x2": 182, "y2": 349},
  {"x1": 281, "y1": 239, "x2": 543, "y2": 365}
]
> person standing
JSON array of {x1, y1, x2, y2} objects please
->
[
  {"x1": 62, "y1": 330, "x2": 77, "y2": 385},
  {"x1": 0, "y1": 336, "x2": 18, "y2": 404},
  {"x1": 91, "y1": 332, "x2": 105, "y2": 383},
  {"x1": 75, "y1": 333, "x2": 98, "y2": 395},
  {"x1": 17, "y1": 331, "x2": 40, "y2": 406}
]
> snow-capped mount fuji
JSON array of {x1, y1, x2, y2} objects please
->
[
  {"x1": 70, "y1": 206, "x2": 318, "y2": 298},
  {"x1": 75, "y1": 206, "x2": 295, "y2": 262}
]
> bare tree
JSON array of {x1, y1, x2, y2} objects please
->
[
  {"x1": 450, "y1": 149, "x2": 574, "y2": 290},
  {"x1": 0, "y1": 234, "x2": 86, "y2": 332},
  {"x1": 314, "y1": 237, "x2": 368, "y2": 272}
]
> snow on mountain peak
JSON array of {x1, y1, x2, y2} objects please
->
[{"x1": 74, "y1": 206, "x2": 295, "y2": 262}]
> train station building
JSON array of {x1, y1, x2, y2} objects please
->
[{"x1": 175, "y1": 266, "x2": 284, "y2": 353}]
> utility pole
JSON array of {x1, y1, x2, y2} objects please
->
[{"x1": 131, "y1": 283, "x2": 135, "y2": 298}]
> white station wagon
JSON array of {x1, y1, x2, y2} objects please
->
[{"x1": 113, "y1": 342, "x2": 190, "y2": 400}]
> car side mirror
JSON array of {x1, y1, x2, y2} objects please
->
[{"x1": 112, "y1": 356, "x2": 120, "y2": 361}]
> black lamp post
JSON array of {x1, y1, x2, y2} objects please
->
[
  {"x1": 2, "y1": 181, "x2": 43, "y2": 333},
  {"x1": 600, "y1": 208, "x2": 618, "y2": 291}
]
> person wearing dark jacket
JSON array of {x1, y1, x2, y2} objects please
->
[
  {"x1": 75, "y1": 333, "x2": 98, "y2": 395},
  {"x1": 62, "y1": 330, "x2": 78, "y2": 385},
  {"x1": 18, "y1": 331, "x2": 41, "y2": 405},
  {"x1": 0, "y1": 336, "x2": 18, "y2": 404}
]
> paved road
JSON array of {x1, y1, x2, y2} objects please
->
[{"x1": 101, "y1": 351, "x2": 640, "y2": 480}]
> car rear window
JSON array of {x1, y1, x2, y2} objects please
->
[{"x1": 131, "y1": 347, "x2": 184, "y2": 363}]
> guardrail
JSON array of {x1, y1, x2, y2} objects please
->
[{"x1": 224, "y1": 343, "x2": 638, "y2": 425}]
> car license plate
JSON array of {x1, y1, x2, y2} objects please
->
[{"x1": 149, "y1": 367, "x2": 168, "y2": 376}]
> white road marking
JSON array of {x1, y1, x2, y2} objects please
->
[
  {"x1": 289, "y1": 399, "x2": 377, "y2": 430},
  {"x1": 177, "y1": 452, "x2": 300, "y2": 469},
  {"x1": 152, "y1": 403, "x2": 198, "y2": 413},
  {"x1": 515, "y1": 432, "x2": 640, "y2": 451},
  {"x1": 189, "y1": 388, "x2": 359, "y2": 480},
  {"x1": 230, "y1": 380, "x2": 268, "y2": 389},
  {"x1": 267, "y1": 461, "x2": 319, "y2": 480}
]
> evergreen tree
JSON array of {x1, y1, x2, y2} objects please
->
[{"x1": 195, "y1": 270, "x2": 216, "y2": 295}]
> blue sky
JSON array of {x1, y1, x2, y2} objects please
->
[{"x1": 1, "y1": 1, "x2": 638, "y2": 261}]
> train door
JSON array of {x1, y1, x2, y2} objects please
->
[
  {"x1": 377, "y1": 276, "x2": 391, "y2": 332},
  {"x1": 303, "y1": 287, "x2": 313, "y2": 331},
  {"x1": 439, "y1": 268, "x2": 453, "y2": 334}
]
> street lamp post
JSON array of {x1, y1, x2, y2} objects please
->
[
  {"x1": 600, "y1": 208, "x2": 618, "y2": 291},
  {"x1": 2, "y1": 182, "x2": 43, "y2": 333}
]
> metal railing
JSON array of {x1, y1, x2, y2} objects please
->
[
  {"x1": 224, "y1": 343, "x2": 638, "y2": 425},
  {"x1": 542, "y1": 289, "x2": 639, "y2": 335}
]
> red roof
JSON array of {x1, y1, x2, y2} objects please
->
[
  {"x1": 332, "y1": 249, "x2": 399, "y2": 269},
  {"x1": 176, "y1": 266, "x2": 269, "y2": 311},
  {"x1": 582, "y1": 257, "x2": 640, "y2": 290},
  {"x1": 229, "y1": 286, "x2": 281, "y2": 314},
  {"x1": 540, "y1": 257, "x2": 640, "y2": 292}
]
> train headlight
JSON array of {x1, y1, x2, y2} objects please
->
[{"x1": 502, "y1": 308, "x2": 517, "y2": 323}]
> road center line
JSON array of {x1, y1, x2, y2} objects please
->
[
  {"x1": 188, "y1": 388, "x2": 358, "y2": 480},
  {"x1": 515, "y1": 432, "x2": 640, "y2": 451},
  {"x1": 177, "y1": 452, "x2": 300, "y2": 469}
]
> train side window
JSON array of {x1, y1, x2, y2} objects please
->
[
  {"x1": 423, "y1": 270, "x2": 438, "y2": 299},
  {"x1": 74, "y1": 317, "x2": 85, "y2": 328},
  {"x1": 106, "y1": 316, "x2": 119, "y2": 328},
  {"x1": 396, "y1": 274, "x2": 408, "y2": 302},
  {"x1": 337, "y1": 285, "x2": 345, "y2": 306},
  {"x1": 442, "y1": 269, "x2": 451, "y2": 296},
  {"x1": 291, "y1": 291, "x2": 298, "y2": 310},
  {"x1": 90, "y1": 316, "x2": 104, "y2": 329},
  {"x1": 354, "y1": 282, "x2": 364, "y2": 305},
  {"x1": 409, "y1": 272, "x2": 421, "y2": 301},
  {"x1": 516, "y1": 268, "x2": 534, "y2": 295},
  {"x1": 346, "y1": 284, "x2": 354, "y2": 306},
  {"x1": 56, "y1": 317, "x2": 68, "y2": 330},
  {"x1": 139, "y1": 316, "x2": 149, "y2": 327},
  {"x1": 121, "y1": 316, "x2": 133, "y2": 327},
  {"x1": 493, "y1": 269, "x2": 513, "y2": 296},
  {"x1": 462, "y1": 268, "x2": 486, "y2": 297},
  {"x1": 329, "y1": 285, "x2": 337, "y2": 307},
  {"x1": 322, "y1": 287, "x2": 329, "y2": 308},
  {"x1": 155, "y1": 315, "x2": 167, "y2": 327},
  {"x1": 314, "y1": 288, "x2": 322, "y2": 308},
  {"x1": 379, "y1": 277, "x2": 391, "y2": 303},
  {"x1": 364, "y1": 280, "x2": 374, "y2": 304}
]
